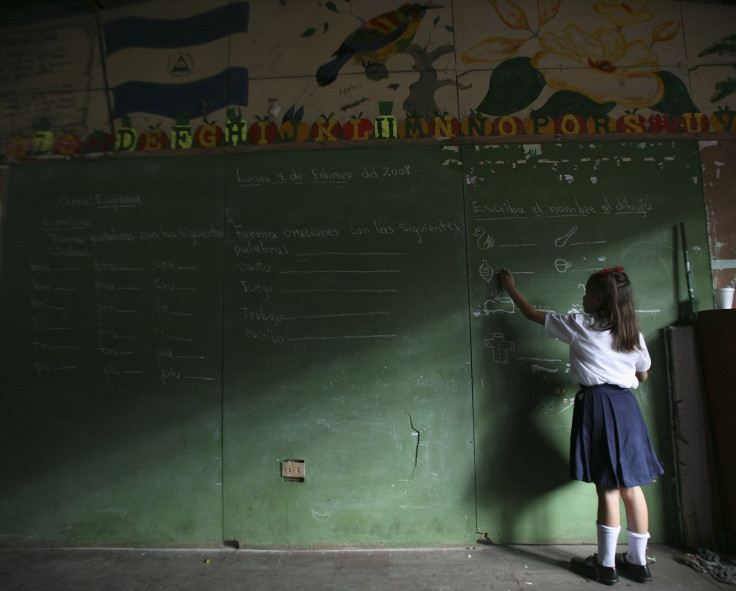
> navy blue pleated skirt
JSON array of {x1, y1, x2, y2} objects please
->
[{"x1": 570, "y1": 384, "x2": 664, "y2": 488}]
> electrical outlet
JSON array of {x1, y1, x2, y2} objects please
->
[{"x1": 282, "y1": 460, "x2": 305, "y2": 482}]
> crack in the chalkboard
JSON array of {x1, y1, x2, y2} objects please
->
[{"x1": 405, "y1": 410, "x2": 420, "y2": 477}]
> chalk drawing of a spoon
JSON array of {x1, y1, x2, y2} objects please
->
[{"x1": 555, "y1": 225, "x2": 578, "y2": 247}]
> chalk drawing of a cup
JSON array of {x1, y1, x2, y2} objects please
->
[{"x1": 555, "y1": 258, "x2": 573, "y2": 273}]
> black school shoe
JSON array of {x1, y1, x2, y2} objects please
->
[
  {"x1": 571, "y1": 554, "x2": 619, "y2": 585},
  {"x1": 616, "y1": 552, "x2": 653, "y2": 583}
]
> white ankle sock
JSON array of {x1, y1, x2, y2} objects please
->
[
  {"x1": 597, "y1": 523, "x2": 621, "y2": 567},
  {"x1": 626, "y1": 530, "x2": 650, "y2": 565}
]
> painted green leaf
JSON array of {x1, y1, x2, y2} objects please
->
[
  {"x1": 698, "y1": 33, "x2": 736, "y2": 58},
  {"x1": 532, "y1": 90, "x2": 615, "y2": 119},
  {"x1": 301, "y1": 27, "x2": 317, "y2": 37},
  {"x1": 325, "y1": 2, "x2": 338, "y2": 12},
  {"x1": 711, "y1": 77, "x2": 736, "y2": 102},
  {"x1": 477, "y1": 57, "x2": 546, "y2": 116},
  {"x1": 651, "y1": 71, "x2": 698, "y2": 115}
]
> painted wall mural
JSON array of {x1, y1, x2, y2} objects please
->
[
  {"x1": 1, "y1": 0, "x2": 736, "y2": 159},
  {"x1": 470, "y1": 2, "x2": 689, "y2": 116},
  {"x1": 699, "y1": 31, "x2": 736, "y2": 103},
  {"x1": 102, "y1": 1, "x2": 250, "y2": 120}
]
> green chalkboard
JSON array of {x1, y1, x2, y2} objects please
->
[
  {"x1": 463, "y1": 141, "x2": 711, "y2": 543},
  {"x1": 0, "y1": 147, "x2": 477, "y2": 547},
  {"x1": 0, "y1": 142, "x2": 712, "y2": 547},
  {"x1": 221, "y1": 147, "x2": 475, "y2": 546},
  {"x1": 0, "y1": 156, "x2": 226, "y2": 545}
]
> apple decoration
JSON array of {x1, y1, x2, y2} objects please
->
[
  {"x1": 311, "y1": 112, "x2": 342, "y2": 141},
  {"x1": 5, "y1": 135, "x2": 31, "y2": 158},
  {"x1": 194, "y1": 116, "x2": 224, "y2": 148},
  {"x1": 84, "y1": 128, "x2": 115, "y2": 153},
  {"x1": 248, "y1": 116, "x2": 279, "y2": 145},
  {"x1": 138, "y1": 123, "x2": 168, "y2": 150},
  {"x1": 398, "y1": 116, "x2": 428, "y2": 139},
  {"x1": 342, "y1": 113, "x2": 373, "y2": 140},
  {"x1": 54, "y1": 130, "x2": 82, "y2": 156},
  {"x1": 429, "y1": 114, "x2": 461, "y2": 138}
]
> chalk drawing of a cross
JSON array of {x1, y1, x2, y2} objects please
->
[{"x1": 483, "y1": 332, "x2": 516, "y2": 364}]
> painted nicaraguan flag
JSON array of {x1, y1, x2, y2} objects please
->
[{"x1": 102, "y1": 1, "x2": 249, "y2": 119}]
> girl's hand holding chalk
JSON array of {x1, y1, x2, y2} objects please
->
[
  {"x1": 498, "y1": 268, "x2": 514, "y2": 291},
  {"x1": 497, "y1": 268, "x2": 546, "y2": 325}
]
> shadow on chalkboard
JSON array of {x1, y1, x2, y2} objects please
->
[{"x1": 471, "y1": 311, "x2": 572, "y2": 542}]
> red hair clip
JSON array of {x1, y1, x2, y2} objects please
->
[{"x1": 599, "y1": 266, "x2": 624, "y2": 280}]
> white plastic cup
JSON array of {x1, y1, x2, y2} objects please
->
[{"x1": 714, "y1": 287, "x2": 735, "y2": 310}]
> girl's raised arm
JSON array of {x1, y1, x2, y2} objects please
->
[{"x1": 498, "y1": 269, "x2": 547, "y2": 325}]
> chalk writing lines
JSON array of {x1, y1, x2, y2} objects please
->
[
  {"x1": 34, "y1": 254, "x2": 210, "y2": 384},
  {"x1": 235, "y1": 171, "x2": 347, "y2": 189},
  {"x1": 31, "y1": 266, "x2": 83, "y2": 274},
  {"x1": 282, "y1": 288, "x2": 397, "y2": 293},
  {"x1": 281, "y1": 269, "x2": 401, "y2": 274},
  {"x1": 283, "y1": 254, "x2": 400, "y2": 340},
  {"x1": 283, "y1": 311, "x2": 395, "y2": 342},
  {"x1": 473, "y1": 215, "x2": 525, "y2": 222},
  {"x1": 496, "y1": 241, "x2": 537, "y2": 248},
  {"x1": 275, "y1": 292, "x2": 398, "y2": 342},
  {"x1": 235, "y1": 165, "x2": 414, "y2": 189},
  {"x1": 97, "y1": 265, "x2": 145, "y2": 272},
  {"x1": 237, "y1": 247, "x2": 404, "y2": 343},
  {"x1": 41, "y1": 226, "x2": 92, "y2": 233},
  {"x1": 29, "y1": 188, "x2": 220, "y2": 385},
  {"x1": 294, "y1": 251, "x2": 407, "y2": 257},
  {"x1": 472, "y1": 210, "x2": 650, "y2": 220},
  {"x1": 284, "y1": 311, "x2": 389, "y2": 320},
  {"x1": 472, "y1": 228, "x2": 605, "y2": 255},
  {"x1": 288, "y1": 334, "x2": 397, "y2": 341},
  {"x1": 470, "y1": 197, "x2": 653, "y2": 220},
  {"x1": 31, "y1": 303, "x2": 68, "y2": 313}
]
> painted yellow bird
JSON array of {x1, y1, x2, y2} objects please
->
[{"x1": 316, "y1": 3, "x2": 442, "y2": 87}]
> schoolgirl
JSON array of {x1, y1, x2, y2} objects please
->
[{"x1": 498, "y1": 266, "x2": 664, "y2": 585}]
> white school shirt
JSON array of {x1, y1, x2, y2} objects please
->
[{"x1": 544, "y1": 313, "x2": 651, "y2": 389}]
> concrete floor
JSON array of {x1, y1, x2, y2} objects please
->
[{"x1": 0, "y1": 544, "x2": 733, "y2": 590}]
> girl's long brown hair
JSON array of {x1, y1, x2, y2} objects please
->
[{"x1": 587, "y1": 267, "x2": 642, "y2": 352}]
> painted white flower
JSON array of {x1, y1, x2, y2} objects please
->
[
  {"x1": 531, "y1": 24, "x2": 664, "y2": 109},
  {"x1": 594, "y1": 0, "x2": 654, "y2": 27}
]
